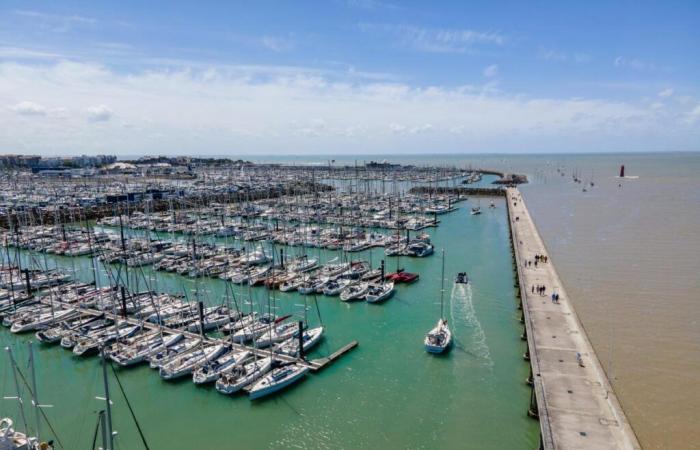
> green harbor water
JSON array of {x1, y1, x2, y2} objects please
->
[{"x1": 1, "y1": 196, "x2": 539, "y2": 449}]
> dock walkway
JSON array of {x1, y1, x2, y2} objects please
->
[{"x1": 506, "y1": 187, "x2": 639, "y2": 450}]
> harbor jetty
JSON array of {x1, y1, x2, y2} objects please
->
[{"x1": 506, "y1": 187, "x2": 640, "y2": 449}]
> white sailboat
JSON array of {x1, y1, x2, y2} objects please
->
[
  {"x1": 424, "y1": 249, "x2": 452, "y2": 354},
  {"x1": 248, "y1": 363, "x2": 310, "y2": 400}
]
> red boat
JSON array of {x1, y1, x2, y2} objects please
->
[{"x1": 385, "y1": 268, "x2": 419, "y2": 284}]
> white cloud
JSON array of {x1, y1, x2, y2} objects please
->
[
  {"x1": 344, "y1": 0, "x2": 398, "y2": 10},
  {"x1": 10, "y1": 101, "x2": 47, "y2": 116},
  {"x1": 260, "y1": 36, "x2": 294, "y2": 52},
  {"x1": 359, "y1": 23, "x2": 505, "y2": 53},
  {"x1": 0, "y1": 60, "x2": 695, "y2": 155},
  {"x1": 538, "y1": 48, "x2": 591, "y2": 64},
  {"x1": 483, "y1": 64, "x2": 499, "y2": 78},
  {"x1": 686, "y1": 104, "x2": 700, "y2": 124},
  {"x1": 614, "y1": 56, "x2": 656, "y2": 71},
  {"x1": 86, "y1": 105, "x2": 113, "y2": 122},
  {"x1": 658, "y1": 88, "x2": 674, "y2": 98},
  {"x1": 0, "y1": 47, "x2": 64, "y2": 60},
  {"x1": 13, "y1": 10, "x2": 97, "y2": 33}
]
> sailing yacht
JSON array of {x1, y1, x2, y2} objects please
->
[
  {"x1": 248, "y1": 363, "x2": 310, "y2": 400},
  {"x1": 0, "y1": 417, "x2": 38, "y2": 450},
  {"x1": 424, "y1": 249, "x2": 452, "y2": 354}
]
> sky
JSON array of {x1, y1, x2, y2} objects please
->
[{"x1": 0, "y1": 0, "x2": 699, "y2": 156}]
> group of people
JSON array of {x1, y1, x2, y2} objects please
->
[
  {"x1": 532, "y1": 284, "x2": 547, "y2": 296},
  {"x1": 526, "y1": 254, "x2": 548, "y2": 268},
  {"x1": 551, "y1": 292, "x2": 561, "y2": 303}
]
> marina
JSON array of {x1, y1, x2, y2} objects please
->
[
  {"x1": 0, "y1": 160, "x2": 646, "y2": 449},
  {"x1": 0, "y1": 162, "x2": 544, "y2": 448},
  {"x1": 1, "y1": 1, "x2": 696, "y2": 446}
]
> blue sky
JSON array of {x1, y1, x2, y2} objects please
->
[{"x1": 0, "y1": 0, "x2": 698, "y2": 155}]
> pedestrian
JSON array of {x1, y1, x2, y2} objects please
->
[
  {"x1": 532, "y1": 285, "x2": 535, "y2": 294},
  {"x1": 534, "y1": 260, "x2": 538, "y2": 268},
  {"x1": 551, "y1": 293, "x2": 555, "y2": 303}
]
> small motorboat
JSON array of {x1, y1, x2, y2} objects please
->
[
  {"x1": 386, "y1": 269, "x2": 419, "y2": 284},
  {"x1": 454, "y1": 272, "x2": 469, "y2": 284}
]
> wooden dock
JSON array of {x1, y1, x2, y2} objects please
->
[
  {"x1": 309, "y1": 340, "x2": 358, "y2": 371},
  {"x1": 506, "y1": 187, "x2": 640, "y2": 450}
]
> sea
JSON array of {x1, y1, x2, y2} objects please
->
[{"x1": 1, "y1": 151, "x2": 698, "y2": 449}]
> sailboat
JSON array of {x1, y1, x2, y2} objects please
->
[
  {"x1": 424, "y1": 249, "x2": 452, "y2": 354},
  {"x1": 248, "y1": 363, "x2": 310, "y2": 400}
]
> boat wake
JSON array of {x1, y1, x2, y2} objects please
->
[{"x1": 449, "y1": 283, "x2": 492, "y2": 366}]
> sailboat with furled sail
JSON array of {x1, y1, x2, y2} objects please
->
[{"x1": 424, "y1": 249, "x2": 452, "y2": 354}]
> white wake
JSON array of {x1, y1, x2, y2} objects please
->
[{"x1": 449, "y1": 283, "x2": 492, "y2": 366}]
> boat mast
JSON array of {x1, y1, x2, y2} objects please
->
[
  {"x1": 440, "y1": 249, "x2": 445, "y2": 320},
  {"x1": 5, "y1": 346, "x2": 31, "y2": 440},
  {"x1": 100, "y1": 346, "x2": 115, "y2": 450},
  {"x1": 28, "y1": 342, "x2": 42, "y2": 445}
]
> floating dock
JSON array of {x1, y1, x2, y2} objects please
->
[
  {"x1": 30, "y1": 295, "x2": 356, "y2": 374},
  {"x1": 506, "y1": 187, "x2": 640, "y2": 450}
]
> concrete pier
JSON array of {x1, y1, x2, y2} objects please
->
[{"x1": 506, "y1": 187, "x2": 640, "y2": 450}]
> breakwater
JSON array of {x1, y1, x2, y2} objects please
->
[{"x1": 505, "y1": 187, "x2": 639, "y2": 449}]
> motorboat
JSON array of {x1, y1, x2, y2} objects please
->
[
  {"x1": 385, "y1": 269, "x2": 419, "y2": 284},
  {"x1": 455, "y1": 272, "x2": 469, "y2": 284}
]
